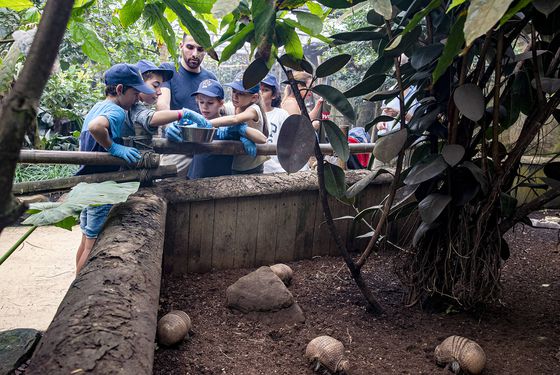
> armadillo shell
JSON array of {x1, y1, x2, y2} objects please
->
[
  {"x1": 305, "y1": 335, "x2": 349, "y2": 374},
  {"x1": 157, "y1": 311, "x2": 191, "y2": 346},
  {"x1": 270, "y1": 263, "x2": 293, "y2": 285},
  {"x1": 434, "y1": 335, "x2": 486, "y2": 375}
]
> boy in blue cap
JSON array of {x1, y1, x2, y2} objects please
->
[{"x1": 75, "y1": 63, "x2": 155, "y2": 274}]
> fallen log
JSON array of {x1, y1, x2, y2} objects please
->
[{"x1": 12, "y1": 165, "x2": 177, "y2": 195}]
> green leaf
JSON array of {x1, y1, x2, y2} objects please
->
[
  {"x1": 366, "y1": 9, "x2": 384, "y2": 25},
  {"x1": 0, "y1": 0, "x2": 33, "y2": 11},
  {"x1": 252, "y1": 0, "x2": 276, "y2": 54},
  {"x1": 433, "y1": 13, "x2": 465, "y2": 84},
  {"x1": 404, "y1": 155, "x2": 448, "y2": 185},
  {"x1": 418, "y1": 193, "x2": 451, "y2": 224},
  {"x1": 144, "y1": 3, "x2": 178, "y2": 61},
  {"x1": 184, "y1": 0, "x2": 216, "y2": 14},
  {"x1": 163, "y1": 0, "x2": 212, "y2": 50},
  {"x1": 441, "y1": 144, "x2": 465, "y2": 167},
  {"x1": 316, "y1": 0, "x2": 365, "y2": 9},
  {"x1": 69, "y1": 22, "x2": 111, "y2": 67},
  {"x1": 344, "y1": 74, "x2": 386, "y2": 98},
  {"x1": 499, "y1": 0, "x2": 532, "y2": 25},
  {"x1": 284, "y1": 26, "x2": 303, "y2": 60},
  {"x1": 277, "y1": 114, "x2": 316, "y2": 173},
  {"x1": 220, "y1": 23, "x2": 254, "y2": 62},
  {"x1": 364, "y1": 115, "x2": 395, "y2": 132},
  {"x1": 278, "y1": 54, "x2": 314, "y2": 73},
  {"x1": 119, "y1": 0, "x2": 144, "y2": 28},
  {"x1": 312, "y1": 84, "x2": 355, "y2": 123},
  {"x1": 346, "y1": 168, "x2": 392, "y2": 199},
  {"x1": 306, "y1": 1, "x2": 323, "y2": 17},
  {"x1": 316, "y1": 54, "x2": 351, "y2": 78},
  {"x1": 447, "y1": 0, "x2": 467, "y2": 12},
  {"x1": 331, "y1": 30, "x2": 385, "y2": 42},
  {"x1": 461, "y1": 161, "x2": 489, "y2": 194},
  {"x1": 402, "y1": 0, "x2": 442, "y2": 36},
  {"x1": 374, "y1": 128, "x2": 408, "y2": 163},
  {"x1": 323, "y1": 120, "x2": 350, "y2": 162},
  {"x1": 212, "y1": 0, "x2": 241, "y2": 18},
  {"x1": 366, "y1": 88, "x2": 399, "y2": 102},
  {"x1": 293, "y1": 10, "x2": 323, "y2": 35},
  {"x1": 23, "y1": 182, "x2": 139, "y2": 227},
  {"x1": 464, "y1": 0, "x2": 515, "y2": 47},
  {"x1": 324, "y1": 162, "x2": 346, "y2": 198},
  {"x1": 243, "y1": 58, "x2": 270, "y2": 89},
  {"x1": 283, "y1": 18, "x2": 332, "y2": 43},
  {"x1": 371, "y1": 0, "x2": 392, "y2": 20},
  {"x1": 453, "y1": 83, "x2": 485, "y2": 121},
  {"x1": 410, "y1": 44, "x2": 444, "y2": 70}
]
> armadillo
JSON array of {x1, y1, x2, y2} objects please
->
[
  {"x1": 305, "y1": 335, "x2": 350, "y2": 374},
  {"x1": 157, "y1": 310, "x2": 192, "y2": 347},
  {"x1": 434, "y1": 335, "x2": 486, "y2": 374}
]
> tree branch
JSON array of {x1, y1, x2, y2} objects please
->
[{"x1": 499, "y1": 188, "x2": 560, "y2": 233}]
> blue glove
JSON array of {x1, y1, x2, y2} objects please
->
[
  {"x1": 215, "y1": 127, "x2": 232, "y2": 140},
  {"x1": 227, "y1": 123, "x2": 248, "y2": 138},
  {"x1": 107, "y1": 142, "x2": 141, "y2": 163},
  {"x1": 181, "y1": 108, "x2": 212, "y2": 128},
  {"x1": 166, "y1": 122, "x2": 183, "y2": 142},
  {"x1": 240, "y1": 136, "x2": 257, "y2": 157}
]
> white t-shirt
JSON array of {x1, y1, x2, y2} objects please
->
[
  {"x1": 378, "y1": 86, "x2": 418, "y2": 136},
  {"x1": 264, "y1": 107, "x2": 289, "y2": 173}
]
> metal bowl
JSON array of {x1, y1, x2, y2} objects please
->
[{"x1": 179, "y1": 125, "x2": 216, "y2": 143}]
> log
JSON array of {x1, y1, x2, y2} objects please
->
[
  {"x1": 27, "y1": 193, "x2": 167, "y2": 375},
  {"x1": 18, "y1": 149, "x2": 160, "y2": 167},
  {"x1": 151, "y1": 138, "x2": 375, "y2": 155},
  {"x1": 12, "y1": 165, "x2": 177, "y2": 195}
]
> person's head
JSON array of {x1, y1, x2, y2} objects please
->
[
  {"x1": 225, "y1": 71, "x2": 260, "y2": 111},
  {"x1": 260, "y1": 73, "x2": 281, "y2": 109},
  {"x1": 180, "y1": 34, "x2": 206, "y2": 72},
  {"x1": 135, "y1": 60, "x2": 174, "y2": 105},
  {"x1": 191, "y1": 79, "x2": 224, "y2": 119},
  {"x1": 103, "y1": 63, "x2": 155, "y2": 110},
  {"x1": 283, "y1": 71, "x2": 313, "y2": 100}
]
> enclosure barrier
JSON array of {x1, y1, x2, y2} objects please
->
[{"x1": 26, "y1": 171, "x2": 392, "y2": 374}]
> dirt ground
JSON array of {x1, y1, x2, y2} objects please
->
[
  {"x1": 155, "y1": 211, "x2": 560, "y2": 375},
  {"x1": 0, "y1": 226, "x2": 80, "y2": 331}
]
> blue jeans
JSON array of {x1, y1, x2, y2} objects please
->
[{"x1": 79, "y1": 204, "x2": 112, "y2": 239}]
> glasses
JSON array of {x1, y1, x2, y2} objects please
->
[{"x1": 185, "y1": 44, "x2": 205, "y2": 53}]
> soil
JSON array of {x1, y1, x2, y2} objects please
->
[{"x1": 154, "y1": 211, "x2": 560, "y2": 375}]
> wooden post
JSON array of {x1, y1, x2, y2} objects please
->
[{"x1": 19, "y1": 150, "x2": 160, "y2": 167}]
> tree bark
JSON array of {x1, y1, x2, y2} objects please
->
[{"x1": 0, "y1": 0, "x2": 75, "y2": 233}]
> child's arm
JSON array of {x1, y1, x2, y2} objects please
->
[
  {"x1": 244, "y1": 127, "x2": 267, "y2": 143},
  {"x1": 209, "y1": 107, "x2": 259, "y2": 128},
  {"x1": 89, "y1": 116, "x2": 141, "y2": 162}
]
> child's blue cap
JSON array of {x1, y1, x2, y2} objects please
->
[
  {"x1": 104, "y1": 63, "x2": 155, "y2": 94},
  {"x1": 261, "y1": 73, "x2": 278, "y2": 89},
  {"x1": 191, "y1": 79, "x2": 224, "y2": 99},
  {"x1": 225, "y1": 71, "x2": 260, "y2": 94},
  {"x1": 135, "y1": 59, "x2": 174, "y2": 82}
]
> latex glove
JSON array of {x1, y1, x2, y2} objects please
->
[
  {"x1": 181, "y1": 108, "x2": 212, "y2": 128},
  {"x1": 166, "y1": 123, "x2": 183, "y2": 142},
  {"x1": 240, "y1": 136, "x2": 257, "y2": 158},
  {"x1": 226, "y1": 123, "x2": 248, "y2": 138},
  {"x1": 107, "y1": 142, "x2": 141, "y2": 163},
  {"x1": 215, "y1": 127, "x2": 234, "y2": 140}
]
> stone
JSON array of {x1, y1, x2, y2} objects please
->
[
  {"x1": 226, "y1": 266, "x2": 294, "y2": 313},
  {"x1": 0, "y1": 329, "x2": 41, "y2": 375}
]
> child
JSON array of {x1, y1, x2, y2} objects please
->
[
  {"x1": 75, "y1": 63, "x2": 155, "y2": 274},
  {"x1": 166, "y1": 79, "x2": 267, "y2": 178},
  {"x1": 211, "y1": 72, "x2": 269, "y2": 174},
  {"x1": 281, "y1": 71, "x2": 324, "y2": 130}
]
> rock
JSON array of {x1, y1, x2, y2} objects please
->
[
  {"x1": 0, "y1": 329, "x2": 41, "y2": 375},
  {"x1": 226, "y1": 266, "x2": 294, "y2": 313}
]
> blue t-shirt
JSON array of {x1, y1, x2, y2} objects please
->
[
  {"x1": 76, "y1": 100, "x2": 126, "y2": 175},
  {"x1": 160, "y1": 62, "x2": 217, "y2": 111},
  {"x1": 187, "y1": 154, "x2": 233, "y2": 179}
]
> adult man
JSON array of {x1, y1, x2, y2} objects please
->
[{"x1": 157, "y1": 34, "x2": 217, "y2": 176}]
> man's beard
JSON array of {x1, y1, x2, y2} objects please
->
[{"x1": 185, "y1": 57, "x2": 201, "y2": 69}]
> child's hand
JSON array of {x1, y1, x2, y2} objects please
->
[
  {"x1": 181, "y1": 108, "x2": 212, "y2": 128},
  {"x1": 166, "y1": 123, "x2": 183, "y2": 142},
  {"x1": 227, "y1": 123, "x2": 248, "y2": 138},
  {"x1": 240, "y1": 136, "x2": 257, "y2": 157},
  {"x1": 107, "y1": 143, "x2": 141, "y2": 163}
]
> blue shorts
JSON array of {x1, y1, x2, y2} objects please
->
[{"x1": 79, "y1": 204, "x2": 112, "y2": 239}]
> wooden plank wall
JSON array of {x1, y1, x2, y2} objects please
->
[{"x1": 162, "y1": 173, "x2": 392, "y2": 274}]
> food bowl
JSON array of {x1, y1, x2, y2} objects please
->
[{"x1": 179, "y1": 125, "x2": 216, "y2": 143}]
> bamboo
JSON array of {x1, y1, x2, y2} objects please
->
[
  {"x1": 18, "y1": 150, "x2": 160, "y2": 167},
  {"x1": 151, "y1": 138, "x2": 375, "y2": 155},
  {"x1": 0, "y1": 225, "x2": 37, "y2": 266},
  {"x1": 12, "y1": 165, "x2": 177, "y2": 195}
]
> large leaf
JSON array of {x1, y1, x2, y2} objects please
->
[
  {"x1": 316, "y1": 0, "x2": 366, "y2": 9},
  {"x1": 461, "y1": 161, "x2": 489, "y2": 194},
  {"x1": 533, "y1": 0, "x2": 560, "y2": 17},
  {"x1": 293, "y1": 10, "x2": 323, "y2": 35},
  {"x1": 252, "y1": 0, "x2": 275, "y2": 55},
  {"x1": 284, "y1": 26, "x2": 304, "y2": 60},
  {"x1": 418, "y1": 193, "x2": 451, "y2": 224},
  {"x1": 407, "y1": 107, "x2": 439, "y2": 133},
  {"x1": 533, "y1": 77, "x2": 560, "y2": 94},
  {"x1": 364, "y1": 115, "x2": 395, "y2": 132},
  {"x1": 346, "y1": 168, "x2": 391, "y2": 199},
  {"x1": 401, "y1": 0, "x2": 442, "y2": 36},
  {"x1": 441, "y1": 144, "x2": 465, "y2": 167},
  {"x1": 312, "y1": 84, "x2": 356, "y2": 123},
  {"x1": 212, "y1": 0, "x2": 241, "y2": 18},
  {"x1": 410, "y1": 44, "x2": 444, "y2": 70},
  {"x1": 220, "y1": 23, "x2": 254, "y2": 62},
  {"x1": 366, "y1": 88, "x2": 399, "y2": 102},
  {"x1": 277, "y1": 114, "x2": 316, "y2": 173},
  {"x1": 0, "y1": 0, "x2": 33, "y2": 11},
  {"x1": 404, "y1": 155, "x2": 448, "y2": 185},
  {"x1": 23, "y1": 182, "x2": 140, "y2": 229},
  {"x1": 144, "y1": 3, "x2": 178, "y2": 61},
  {"x1": 323, "y1": 120, "x2": 349, "y2": 162},
  {"x1": 119, "y1": 0, "x2": 144, "y2": 28},
  {"x1": 366, "y1": 9, "x2": 384, "y2": 26},
  {"x1": 330, "y1": 30, "x2": 385, "y2": 42},
  {"x1": 316, "y1": 54, "x2": 351, "y2": 78},
  {"x1": 432, "y1": 13, "x2": 465, "y2": 83},
  {"x1": 278, "y1": 54, "x2": 314, "y2": 74},
  {"x1": 499, "y1": 0, "x2": 532, "y2": 25},
  {"x1": 163, "y1": 0, "x2": 213, "y2": 50},
  {"x1": 374, "y1": 128, "x2": 408, "y2": 163},
  {"x1": 282, "y1": 18, "x2": 332, "y2": 44},
  {"x1": 184, "y1": 0, "x2": 215, "y2": 14},
  {"x1": 413, "y1": 221, "x2": 436, "y2": 247},
  {"x1": 324, "y1": 162, "x2": 346, "y2": 198},
  {"x1": 371, "y1": 0, "x2": 392, "y2": 20},
  {"x1": 69, "y1": 22, "x2": 111, "y2": 67},
  {"x1": 464, "y1": 0, "x2": 515, "y2": 47},
  {"x1": 453, "y1": 83, "x2": 484, "y2": 121},
  {"x1": 344, "y1": 74, "x2": 386, "y2": 98},
  {"x1": 243, "y1": 58, "x2": 269, "y2": 90}
]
